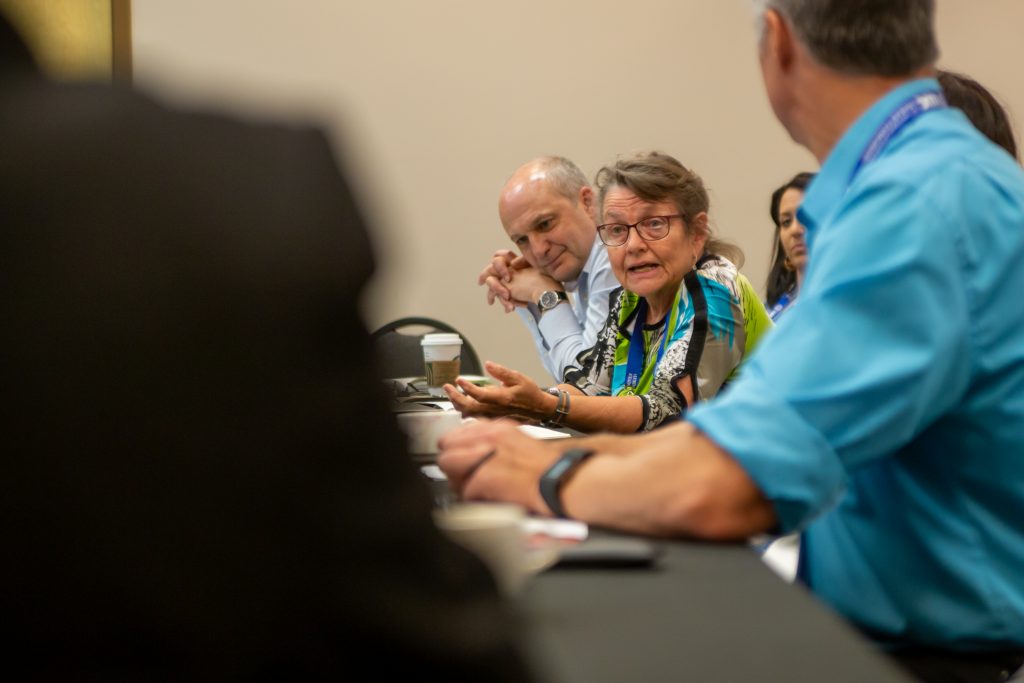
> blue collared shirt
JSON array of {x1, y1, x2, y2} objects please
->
[
  {"x1": 517, "y1": 236, "x2": 618, "y2": 382},
  {"x1": 689, "y1": 78, "x2": 1024, "y2": 649}
]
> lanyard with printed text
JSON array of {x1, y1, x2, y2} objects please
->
[
  {"x1": 623, "y1": 297, "x2": 671, "y2": 393},
  {"x1": 851, "y1": 89, "x2": 947, "y2": 182}
]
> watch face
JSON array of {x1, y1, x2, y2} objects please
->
[{"x1": 539, "y1": 290, "x2": 563, "y2": 311}]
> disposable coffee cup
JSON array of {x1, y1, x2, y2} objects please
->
[
  {"x1": 421, "y1": 333, "x2": 462, "y2": 396},
  {"x1": 434, "y1": 503, "x2": 548, "y2": 597},
  {"x1": 397, "y1": 410, "x2": 464, "y2": 455}
]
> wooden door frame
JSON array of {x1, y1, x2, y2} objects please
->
[{"x1": 112, "y1": 0, "x2": 131, "y2": 83}]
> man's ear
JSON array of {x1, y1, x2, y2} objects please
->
[
  {"x1": 763, "y1": 8, "x2": 796, "y2": 74},
  {"x1": 578, "y1": 186, "x2": 596, "y2": 219}
]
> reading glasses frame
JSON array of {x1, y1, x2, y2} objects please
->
[{"x1": 596, "y1": 214, "x2": 683, "y2": 247}]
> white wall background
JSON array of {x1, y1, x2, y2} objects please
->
[{"x1": 131, "y1": 0, "x2": 1023, "y2": 383}]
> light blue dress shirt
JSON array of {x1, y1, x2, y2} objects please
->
[
  {"x1": 689, "y1": 79, "x2": 1024, "y2": 649},
  {"x1": 516, "y1": 236, "x2": 619, "y2": 382}
]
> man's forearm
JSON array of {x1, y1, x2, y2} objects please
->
[{"x1": 561, "y1": 422, "x2": 778, "y2": 539}]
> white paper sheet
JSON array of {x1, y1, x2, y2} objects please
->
[{"x1": 517, "y1": 424, "x2": 572, "y2": 439}]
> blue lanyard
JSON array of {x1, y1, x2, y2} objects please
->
[
  {"x1": 851, "y1": 89, "x2": 946, "y2": 181},
  {"x1": 624, "y1": 297, "x2": 671, "y2": 391},
  {"x1": 768, "y1": 291, "x2": 793, "y2": 321}
]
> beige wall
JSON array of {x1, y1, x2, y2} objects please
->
[{"x1": 131, "y1": 0, "x2": 1024, "y2": 383}]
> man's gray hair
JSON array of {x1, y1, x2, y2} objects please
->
[
  {"x1": 534, "y1": 156, "x2": 590, "y2": 202},
  {"x1": 754, "y1": 0, "x2": 939, "y2": 77}
]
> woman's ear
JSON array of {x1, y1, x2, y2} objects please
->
[{"x1": 690, "y1": 212, "x2": 710, "y2": 253}]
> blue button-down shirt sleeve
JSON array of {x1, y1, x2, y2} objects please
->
[
  {"x1": 516, "y1": 239, "x2": 617, "y2": 382},
  {"x1": 690, "y1": 164, "x2": 972, "y2": 533}
]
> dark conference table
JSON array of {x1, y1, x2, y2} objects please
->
[{"x1": 520, "y1": 531, "x2": 911, "y2": 682}]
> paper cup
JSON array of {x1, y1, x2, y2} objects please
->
[
  {"x1": 421, "y1": 333, "x2": 462, "y2": 396},
  {"x1": 396, "y1": 410, "x2": 464, "y2": 455},
  {"x1": 434, "y1": 503, "x2": 532, "y2": 596}
]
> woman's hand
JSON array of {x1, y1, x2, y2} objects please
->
[{"x1": 443, "y1": 361, "x2": 558, "y2": 421}]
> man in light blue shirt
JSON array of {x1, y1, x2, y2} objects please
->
[
  {"x1": 478, "y1": 156, "x2": 619, "y2": 382},
  {"x1": 441, "y1": 1, "x2": 1024, "y2": 679},
  {"x1": 692, "y1": 74, "x2": 1024, "y2": 653}
]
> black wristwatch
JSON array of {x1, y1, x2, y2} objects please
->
[
  {"x1": 527, "y1": 289, "x2": 568, "y2": 321},
  {"x1": 539, "y1": 447, "x2": 595, "y2": 518}
]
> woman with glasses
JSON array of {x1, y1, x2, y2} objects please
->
[{"x1": 445, "y1": 151, "x2": 768, "y2": 433}]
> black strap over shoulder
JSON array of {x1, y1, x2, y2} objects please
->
[{"x1": 682, "y1": 269, "x2": 709, "y2": 401}]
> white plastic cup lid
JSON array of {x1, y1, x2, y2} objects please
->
[{"x1": 421, "y1": 333, "x2": 462, "y2": 346}]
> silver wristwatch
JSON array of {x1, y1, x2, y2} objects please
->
[{"x1": 528, "y1": 290, "x2": 568, "y2": 321}]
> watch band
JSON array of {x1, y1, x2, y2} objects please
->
[
  {"x1": 528, "y1": 290, "x2": 568, "y2": 322},
  {"x1": 539, "y1": 447, "x2": 595, "y2": 518},
  {"x1": 547, "y1": 389, "x2": 570, "y2": 427}
]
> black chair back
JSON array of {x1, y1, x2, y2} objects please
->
[{"x1": 370, "y1": 317, "x2": 483, "y2": 378}]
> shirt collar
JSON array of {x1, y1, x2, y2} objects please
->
[
  {"x1": 798, "y1": 77, "x2": 941, "y2": 242},
  {"x1": 563, "y1": 234, "x2": 603, "y2": 293}
]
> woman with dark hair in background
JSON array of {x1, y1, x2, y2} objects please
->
[
  {"x1": 939, "y1": 70, "x2": 1018, "y2": 159},
  {"x1": 764, "y1": 172, "x2": 815, "y2": 321}
]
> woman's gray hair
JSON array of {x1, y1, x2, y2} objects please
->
[
  {"x1": 755, "y1": 0, "x2": 938, "y2": 77},
  {"x1": 594, "y1": 151, "x2": 743, "y2": 266}
]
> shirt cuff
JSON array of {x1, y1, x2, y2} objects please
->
[
  {"x1": 687, "y1": 371, "x2": 847, "y2": 533},
  {"x1": 536, "y1": 301, "x2": 579, "y2": 345}
]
